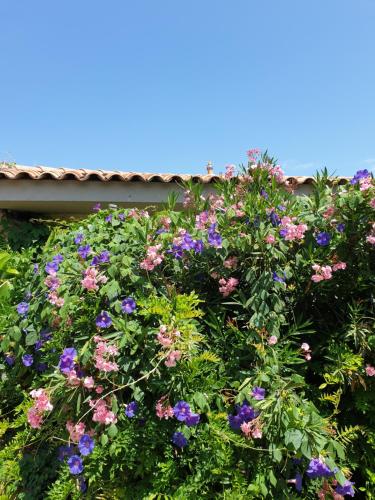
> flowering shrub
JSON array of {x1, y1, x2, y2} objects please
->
[{"x1": 0, "y1": 151, "x2": 375, "y2": 499}]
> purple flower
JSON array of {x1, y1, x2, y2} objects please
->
[
  {"x1": 58, "y1": 444, "x2": 76, "y2": 461},
  {"x1": 74, "y1": 233, "x2": 84, "y2": 245},
  {"x1": 99, "y1": 251, "x2": 110, "y2": 263},
  {"x1": 118, "y1": 213, "x2": 126, "y2": 221},
  {"x1": 288, "y1": 473, "x2": 303, "y2": 492},
  {"x1": 207, "y1": 224, "x2": 222, "y2": 248},
  {"x1": 33, "y1": 263, "x2": 39, "y2": 274},
  {"x1": 5, "y1": 355, "x2": 15, "y2": 366},
  {"x1": 272, "y1": 272, "x2": 285, "y2": 284},
  {"x1": 17, "y1": 302, "x2": 29, "y2": 315},
  {"x1": 93, "y1": 203, "x2": 101, "y2": 212},
  {"x1": 22, "y1": 354, "x2": 33, "y2": 367},
  {"x1": 53, "y1": 254, "x2": 64, "y2": 264},
  {"x1": 306, "y1": 458, "x2": 333, "y2": 479},
  {"x1": 173, "y1": 401, "x2": 191, "y2": 422},
  {"x1": 279, "y1": 228, "x2": 288, "y2": 238},
  {"x1": 315, "y1": 232, "x2": 332, "y2": 246},
  {"x1": 78, "y1": 476, "x2": 87, "y2": 493},
  {"x1": 67, "y1": 455, "x2": 84, "y2": 475},
  {"x1": 125, "y1": 401, "x2": 138, "y2": 418},
  {"x1": 78, "y1": 245, "x2": 91, "y2": 259},
  {"x1": 121, "y1": 297, "x2": 136, "y2": 314},
  {"x1": 252, "y1": 387, "x2": 266, "y2": 400},
  {"x1": 172, "y1": 432, "x2": 188, "y2": 448},
  {"x1": 91, "y1": 251, "x2": 110, "y2": 266},
  {"x1": 270, "y1": 211, "x2": 281, "y2": 227},
  {"x1": 192, "y1": 239, "x2": 204, "y2": 253},
  {"x1": 350, "y1": 169, "x2": 370, "y2": 185},
  {"x1": 105, "y1": 214, "x2": 112, "y2": 223},
  {"x1": 185, "y1": 412, "x2": 200, "y2": 426},
  {"x1": 78, "y1": 435, "x2": 95, "y2": 456},
  {"x1": 335, "y1": 480, "x2": 355, "y2": 497},
  {"x1": 96, "y1": 311, "x2": 112, "y2": 328},
  {"x1": 228, "y1": 402, "x2": 257, "y2": 430},
  {"x1": 45, "y1": 261, "x2": 59, "y2": 275},
  {"x1": 58, "y1": 347, "x2": 77, "y2": 374},
  {"x1": 36, "y1": 363, "x2": 48, "y2": 372},
  {"x1": 260, "y1": 188, "x2": 268, "y2": 199},
  {"x1": 168, "y1": 245, "x2": 184, "y2": 259},
  {"x1": 336, "y1": 223, "x2": 345, "y2": 233}
]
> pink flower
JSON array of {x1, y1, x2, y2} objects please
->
[
  {"x1": 367, "y1": 235, "x2": 375, "y2": 245},
  {"x1": 332, "y1": 261, "x2": 347, "y2": 271},
  {"x1": 311, "y1": 264, "x2": 332, "y2": 282},
  {"x1": 48, "y1": 292, "x2": 65, "y2": 307},
  {"x1": 66, "y1": 369, "x2": 81, "y2": 386},
  {"x1": 93, "y1": 337, "x2": 119, "y2": 373},
  {"x1": 323, "y1": 206, "x2": 335, "y2": 219},
  {"x1": 223, "y1": 256, "x2": 238, "y2": 269},
  {"x1": 83, "y1": 376, "x2": 95, "y2": 389},
  {"x1": 155, "y1": 396, "x2": 174, "y2": 419},
  {"x1": 140, "y1": 244, "x2": 164, "y2": 271},
  {"x1": 300, "y1": 343, "x2": 312, "y2": 361},
  {"x1": 66, "y1": 420, "x2": 86, "y2": 442},
  {"x1": 30, "y1": 389, "x2": 53, "y2": 412},
  {"x1": 90, "y1": 399, "x2": 117, "y2": 425},
  {"x1": 165, "y1": 350, "x2": 181, "y2": 368},
  {"x1": 321, "y1": 266, "x2": 332, "y2": 280},
  {"x1": 268, "y1": 335, "x2": 278, "y2": 346},
  {"x1": 81, "y1": 267, "x2": 99, "y2": 291},
  {"x1": 268, "y1": 165, "x2": 284, "y2": 183},
  {"x1": 311, "y1": 274, "x2": 324, "y2": 282},
  {"x1": 240, "y1": 422, "x2": 252, "y2": 436},
  {"x1": 370, "y1": 198, "x2": 375, "y2": 209},
  {"x1": 95, "y1": 385, "x2": 104, "y2": 394},
  {"x1": 265, "y1": 234, "x2": 276, "y2": 244},
  {"x1": 224, "y1": 164, "x2": 236, "y2": 180},
  {"x1": 27, "y1": 388, "x2": 53, "y2": 428},
  {"x1": 252, "y1": 427, "x2": 263, "y2": 439},
  {"x1": 27, "y1": 407, "x2": 44, "y2": 429},
  {"x1": 365, "y1": 365, "x2": 375, "y2": 376},
  {"x1": 218, "y1": 277, "x2": 239, "y2": 297},
  {"x1": 247, "y1": 148, "x2": 261, "y2": 163},
  {"x1": 157, "y1": 332, "x2": 173, "y2": 347}
]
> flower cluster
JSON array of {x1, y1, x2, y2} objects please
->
[
  {"x1": 81, "y1": 266, "x2": 108, "y2": 291},
  {"x1": 311, "y1": 262, "x2": 346, "y2": 282},
  {"x1": 155, "y1": 396, "x2": 174, "y2": 419},
  {"x1": 228, "y1": 402, "x2": 258, "y2": 431},
  {"x1": 93, "y1": 336, "x2": 119, "y2": 373},
  {"x1": 140, "y1": 244, "x2": 164, "y2": 271},
  {"x1": 350, "y1": 169, "x2": 372, "y2": 191},
  {"x1": 167, "y1": 229, "x2": 204, "y2": 258},
  {"x1": 90, "y1": 398, "x2": 117, "y2": 425},
  {"x1": 279, "y1": 216, "x2": 307, "y2": 241},
  {"x1": 218, "y1": 277, "x2": 239, "y2": 297},
  {"x1": 156, "y1": 325, "x2": 182, "y2": 367},
  {"x1": 27, "y1": 389, "x2": 53, "y2": 429}
]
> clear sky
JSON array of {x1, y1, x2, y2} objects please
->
[{"x1": 1, "y1": 0, "x2": 374, "y2": 177}]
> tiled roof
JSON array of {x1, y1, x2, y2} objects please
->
[{"x1": 0, "y1": 163, "x2": 350, "y2": 185}]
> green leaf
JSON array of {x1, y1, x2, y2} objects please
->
[
  {"x1": 285, "y1": 429, "x2": 303, "y2": 450},
  {"x1": 108, "y1": 424, "x2": 118, "y2": 438},
  {"x1": 101, "y1": 433, "x2": 109, "y2": 446}
]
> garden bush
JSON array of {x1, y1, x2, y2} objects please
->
[{"x1": 0, "y1": 151, "x2": 374, "y2": 499}]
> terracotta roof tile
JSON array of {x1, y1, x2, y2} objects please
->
[{"x1": 0, "y1": 163, "x2": 350, "y2": 185}]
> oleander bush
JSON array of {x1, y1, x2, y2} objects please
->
[{"x1": 0, "y1": 151, "x2": 375, "y2": 499}]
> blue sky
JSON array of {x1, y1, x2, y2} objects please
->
[{"x1": 1, "y1": 0, "x2": 374, "y2": 177}]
